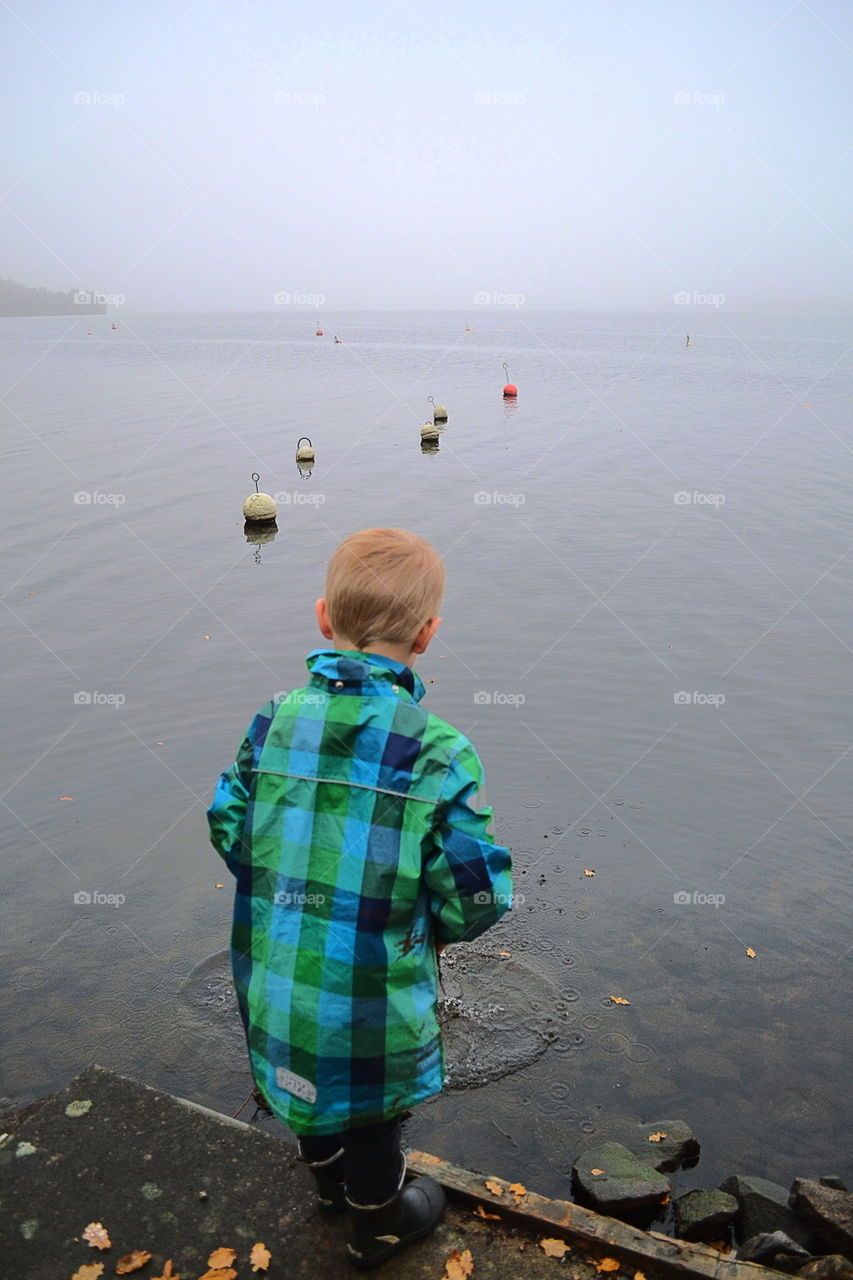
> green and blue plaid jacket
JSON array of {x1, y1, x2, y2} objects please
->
[{"x1": 207, "y1": 649, "x2": 512, "y2": 1135}]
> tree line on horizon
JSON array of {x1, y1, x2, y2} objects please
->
[{"x1": 0, "y1": 277, "x2": 107, "y2": 316}]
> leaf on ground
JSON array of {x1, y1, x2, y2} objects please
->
[
  {"x1": 152, "y1": 1263, "x2": 179, "y2": 1280},
  {"x1": 249, "y1": 1243, "x2": 271, "y2": 1271},
  {"x1": 498, "y1": 951, "x2": 512, "y2": 957},
  {"x1": 705, "y1": 1240, "x2": 731, "y2": 1253},
  {"x1": 584, "y1": 869, "x2": 596, "y2": 877},
  {"x1": 540, "y1": 1238, "x2": 570, "y2": 1257},
  {"x1": 609, "y1": 995, "x2": 630, "y2": 1005},
  {"x1": 206, "y1": 1250, "x2": 237, "y2": 1270},
  {"x1": 72, "y1": 1265, "x2": 105, "y2": 1280},
  {"x1": 116, "y1": 1251, "x2": 152, "y2": 1274},
  {"x1": 214, "y1": 883, "x2": 224, "y2": 889},
  {"x1": 484, "y1": 1178, "x2": 504, "y2": 1196},
  {"x1": 590, "y1": 1169, "x2": 605, "y2": 1176},
  {"x1": 746, "y1": 947, "x2": 757, "y2": 958},
  {"x1": 442, "y1": 1248, "x2": 474, "y2": 1279},
  {"x1": 596, "y1": 1258, "x2": 621, "y2": 1272},
  {"x1": 634, "y1": 1271, "x2": 647, "y2": 1280},
  {"x1": 508, "y1": 1182, "x2": 527, "y2": 1202},
  {"x1": 83, "y1": 1223, "x2": 112, "y2": 1251},
  {"x1": 198, "y1": 1271, "x2": 237, "y2": 1280},
  {"x1": 474, "y1": 1203, "x2": 501, "y2": 1220},
  {"x1": 647, "y1": 1132, "x2": 667, "y2": 1142}
]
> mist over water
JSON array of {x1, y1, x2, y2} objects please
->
[{"x1": 2, "y1": 309, "x2": 851, "y2": 1194}]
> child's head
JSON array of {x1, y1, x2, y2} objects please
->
[{"x1": 318, "y1": 528, "x2": 445, "y2": 660}]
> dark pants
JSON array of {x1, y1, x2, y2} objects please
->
[{"x1": 298, "y1": 1115, "x2": 403, "y2": 1208}]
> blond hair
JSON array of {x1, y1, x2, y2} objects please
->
[{"x1": 324, "y1": 528, "x2": 445, "y2": 651}]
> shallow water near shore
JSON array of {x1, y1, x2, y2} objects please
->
[{"x1": 1, "y1": 309, "x2": 851, "y2": 1195}]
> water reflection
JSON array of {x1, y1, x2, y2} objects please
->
[{"x1": 244, "y1": 521, "x2": 278, "y2": 563}]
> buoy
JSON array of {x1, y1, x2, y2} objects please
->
[
  {"x1": 421, "y1": 438, "x2": 439, "y2": 453},
  {"x1": 242, "y1": 473, "x2": 277, "y2": 523},
  {"x1": 334, "y1": 336, "x2": 342, "y2": 343},
  {"x1": 421, "y1": 423, "x2": 440, "y2": 442},
  {"x1": 502, "y1": 363, "x2": 518, "y2": 398},
  {"x1": 428, "y1": 396, "x2": 448, "y2": 422},
  {"x1": 295, "y1": 436, "x2": 315, "y2": 463}
]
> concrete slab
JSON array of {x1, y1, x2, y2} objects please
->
[{"x1": 0, "y1": 1065, "x2": 642, "y2": 1279}]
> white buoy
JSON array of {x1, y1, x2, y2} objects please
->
[
  {"x1": 421, "y1": 423, "x2": 440, "y2": 441},
  {"x1": 296, "y1": 436, "x2": 315, "y2": 463},
  {"x1": 428, "y1": 396, "x2": 448, "y2": 422},
  {"x1": 243, "y1": 473, "x2": 277, "y2": 523}
]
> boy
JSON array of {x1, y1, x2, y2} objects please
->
[{"x1": 207, "y1": 528, "x2": 512, "y2": 1270}]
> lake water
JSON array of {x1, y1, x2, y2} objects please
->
[{"x1": 1, "y1": 309, "x2": 851, "y2": 1197}]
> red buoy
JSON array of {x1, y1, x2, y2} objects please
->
[
  {"x1": 315, "y1": 329, "x2": 324, "y2": 336},
  {"x1": 502, "y1": 362, "x2": 517, "y2": 397}
]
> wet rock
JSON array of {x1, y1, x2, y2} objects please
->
[
  {"x1": 634, "y1": 1120, "x2": 700, "y2": 1172},
  {"x1": 798, "y1": 1257, "x2": 853, "y2": 1280},
  {"x1": 737, "y1": 1231, "x2": 812, "y2": 1268},
  {"x1": 722, "y1": 1174, "x2": 816, "y2": 1248},
  {"x1": 674, "y1": 1188, "x2": 738, "y2": 1242},
  {"x1": 789, "y1": 1179, "x2": 853, "y2": 1258},
  {"x1": 573, "y1": 1142, "x2": 670, "y2": 1212}
]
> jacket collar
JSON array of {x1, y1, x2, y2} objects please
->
[{"x1": 306, "y1": 649, "x2": 426, "y2": 704}]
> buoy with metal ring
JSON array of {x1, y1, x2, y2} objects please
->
[
  {"x1": 296, "y1": 436, "x2": 315, "y2": 463},
  {"x1": 502, "y1": 363, "x2": 518, "y2": 398},
  {"x1": 428, "y1": 396, "x2": 448, "y2": 422},
  {"x1": 243, "y1": 473, "x2": 278, "y2": 523}
]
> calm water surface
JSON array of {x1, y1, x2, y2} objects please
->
[{"x1": 1, "y1": 310, "x2": 851, "y2": 1195}]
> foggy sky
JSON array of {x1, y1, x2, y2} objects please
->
[{"x1": 2, "y1": 0, "x2": 852, "y2": 313}]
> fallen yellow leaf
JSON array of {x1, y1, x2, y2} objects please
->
[
  {"x1": 610, "y1": 996, "x2": 630, "y2": 1005},
  {"x1": 508, "y1": 1181, "x2": 527, "y2": 1202},
  {"x1": 584, "y1": 869, "x2": 596, "y2": 877},
  {"x1": 635, "y1": 1271, "x2": 647, "y2": 1280},
  {"x1": 442, "y1": 1248, "x2": 474, "y2": 1280},
  {"x1": 214, "y1": 883, "x2": 224, "y2": 889},
  {"x1": 250, "y1": 1242, "x2": 272, "y2": 1272},
  {"x1": 596, "y1": 1258, "x2": 621, "y2": 1272},
  {"x1": 198, "y1": 1271, "x2": 237, "y2": 1280},
  {"x1": 474, "y1": 1203, "x2": 501, "y2": 1220},
  {"x1": 207, "y1": 1250, "x2": 237, "y2": 1270},
  {"x1": 647, "y1": 1132, "x2": 667, "y2": 1142},
  {"x1": 498, "y1": 951, "x2": 512, "y2": 957},
  {"x1": 71, "y1": 1265, "x2": 105, "y2": 1280},
  {"x1": 82, "y1": 1222, "x2": 111, "y2": 1251},
  {"x1": 590, "y1": 1168, "x2": 605, "y2": 1176},
  {"x1": 746, "y1": 947, "x2": 757, "y2": 958},
  {"x1": 540, "y1": 1238, "x2": 570, "y2": 1257},
  {"x1": 116, "y1": 1251, "x2": 152, "y2": 1274},
  {"x1": 152, "y1": 1263, "x2": 179, "y2": 1280},
  {"x1": 484, "y1": 1178, "x2": 504, "y2": 1196}
]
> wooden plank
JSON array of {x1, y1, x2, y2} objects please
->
[{"x1": 407, "y1": 1151, "x2": 792, "y2": 1280}]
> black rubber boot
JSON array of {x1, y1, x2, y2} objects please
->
[
  {"x1": 297, "y1": 1141, "x2": 347, "y2": 1213},
  {"x1": 347, "y1": 1174, "x2": 446, "y2": 1270}
]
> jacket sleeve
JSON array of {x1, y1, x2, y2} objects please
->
[
  {"x1": 207, "y1": 703, "x2": 275, "y2": 876},
  {"x1": 423, "y1": 740, "x2": 512, "y2": 943}
]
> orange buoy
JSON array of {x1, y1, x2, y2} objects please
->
[
  {"x1": 502, "y1": 362, "x2": 518, "y2": 397},
  {"x1": 315, "y1": 329, "x2": 324, "y2": 336}
]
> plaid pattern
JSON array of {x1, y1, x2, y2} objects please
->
[{"x1": 207, "y1": 649, "x2": 512, "y2": 1135}]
